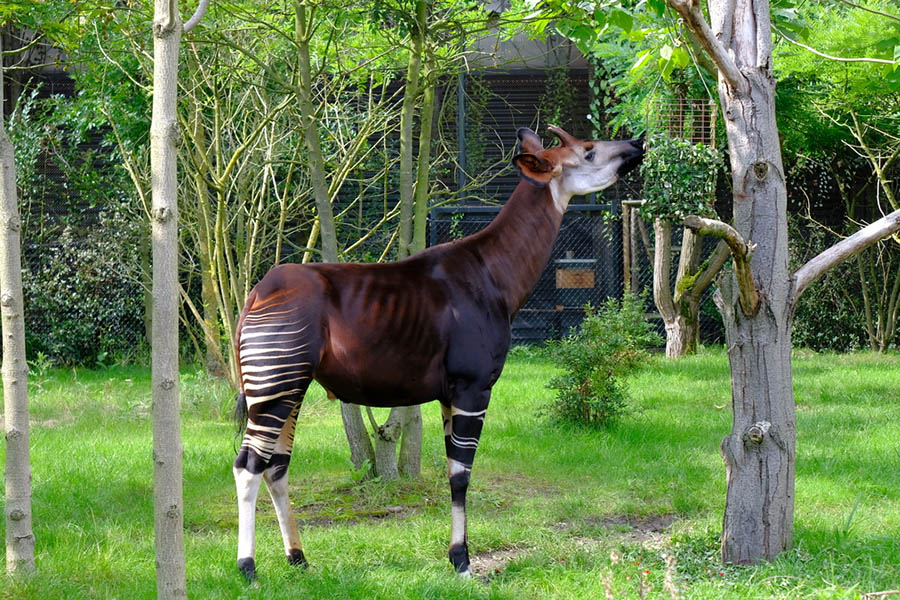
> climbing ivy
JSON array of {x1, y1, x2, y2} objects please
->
[
  {"x1": 464, "y1": 74, "x2": 491, "y2": 176},
  {"x1": 639, "y1": 133, "x2": 722, "y2": 222},
  {"x1": 538, "y1": 65, "x2": 576, "y2": 132}
]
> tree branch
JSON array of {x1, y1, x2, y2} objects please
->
[
  {"x1": 665, "y1": 0, "x2": 747, "y2": 93},
  {"x1": 684, "y1": 239, "x2": 731, "y2": 299},
  {"x1": 183, "y1": 0, "x2": 210, "y2": 33},
  {"x1": 837, "y1": 0, "x2": 900, "y2": 22},
  {"x1": 775, "y1": 27, "x2": 899, "y2": 65},
  {"x1": 684, "y1": 215, "x2": 760, "y2": 315},
  {"x1": 792, "y1": 208, "x2": 900, "y2": 303}
]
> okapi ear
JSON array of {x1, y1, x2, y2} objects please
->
[
  {"x1": 517, "y1": 127, "x2": 544, "y2": 155},
  {"x1": 513, "y1": 153, "x2": 558, "y2": 187}
]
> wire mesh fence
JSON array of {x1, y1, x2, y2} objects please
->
[
  {"x1": 429, "y1": 200, "x2": 726, "y2": 346},
  {"x1": 431, "y1": 202, "x2": 624, "y2": 344}
]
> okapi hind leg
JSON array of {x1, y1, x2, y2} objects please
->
[
  {"x1": 233, "y1": 383, "x2": 311, "y2": 581},
  {"x1": 234, "y1": 466, "x2": 262, "y2": 581},
  {"x1": 262, "y1": 401, "x2": 307, "y2": 568},
  {"x1": 441, "y1": 393, "x2": 489, "y2": 576}
]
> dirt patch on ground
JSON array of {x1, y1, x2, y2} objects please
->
[
  {"x1": 280, "y1": 478, "x2": 444, "y2": 527},
  {"x1": 469, "y1": 545, "x2": 530, "y2": 580},
  {"x1": 557, "y1": 513, "x2": 676, "y2": 547},
  {"x1": 293, "y1": 502, "x2": 422, "y2": 527}
]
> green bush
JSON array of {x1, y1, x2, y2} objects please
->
[
  {"x1": 544, "y1": 294, "x2": 661, "y2": 427},
  {"x1": 639, "y1": 133, "x2": 722, "y2": 222},
  {"x1": 23, "y1": 205, "x2": 147, "y2": 366}
]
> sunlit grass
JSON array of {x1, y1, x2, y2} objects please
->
[{"x1": 1, "y1": 347, "x2": 898, "y2": 598}]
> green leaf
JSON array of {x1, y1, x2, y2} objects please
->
[
  {"x1": 647, "y1": 0, "x2": 667, "y2": 18},
  {"x1": 609, "y1": 9, "x2": 634, "y2": 33},
  {"x1": 630, "y1": 49, "x2": 653, "y2": 72},
  {"x1": 671, "y1": 46, "x2": 691, "y2": 69}
]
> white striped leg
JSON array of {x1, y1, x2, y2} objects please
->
[
  {"x1": 264, "y1": 467, "x2": 306, "y2": 567},
  {"x1": 234, "y1": 467, "x2": 263, "y2": 581}
]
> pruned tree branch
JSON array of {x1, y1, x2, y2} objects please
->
[
  {"x1": 681, "y1": 239, "x2": 730, "y2": 300},
  {"x1": 666, "y1": 0, "x2": 747, "y2": 93},
  {"x1": 791, "y1": 208, "x2": 900, "y2": 303},
  {"x1": 183, "y1": 0, "x2": 210, "y2": 33},
  {"x1": 684, "y1": 215, "x2": 760, "y2": 315}
]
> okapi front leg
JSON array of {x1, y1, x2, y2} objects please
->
[{"x1": 441, "y1": 396, "x2": 488, "y2": 576}]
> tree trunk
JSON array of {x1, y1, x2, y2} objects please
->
[
  {"x1": 373, "y1": 0, "x2": 428, "y2": 481},
  {"x1": 340, "y1": 402, "x2": 375, "y2": 472},
  {"x1": 189, "y1": 98, "x2": 222, "y2": 376},
  {"x1": 670, "y1": 0, "x2": 900, "y2": 566},
  {"x1": 652, "y1": 221, "x2": 707, "y2": 357},
  {"x1": 1, "y1": 40, "x2": 35, "y2": 573},
  {"x1": 150, "y1": 2, "x2": 186, "y2": 597},
  {"x1": 295, "y1": 2, "x2": 337, "y2": 264},
  {"x1": 714, "y1": 61, "x2": 795, "y2": 564},
  {"x1": 663, "y1": 307, "x2": 699, "y2": 357},
  {"x1": 371, "y1": 408, "x2": 403, "y2": 480},
  {"x1": 397, "y1": 0, "x2": 426, "y2": 259}
]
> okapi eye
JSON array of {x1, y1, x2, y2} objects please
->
[{"x1": 585, "y1": 151, "x2": 595, "y2": 161}]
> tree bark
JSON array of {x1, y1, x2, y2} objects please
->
[
  {"x1": 716, "y1": 68, "x2": 796, "y2": 565},
  {"x1": 1, "y1": 36, "x2": 35, "y2": 573},
  {"x1": 150, "y1": 1, "x2": 186, "y2": 597},
  {"x1": 668, "y1": 0, "x2": 794, "y2": 564}
]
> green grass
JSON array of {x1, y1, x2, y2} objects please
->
[{"x1": 2, "y1": 348, "x2": 899, "y2": 599}]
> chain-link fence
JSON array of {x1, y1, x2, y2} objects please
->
[
  {"x1": 431, "y1": 202, "x2": 623, "y2": 344},
  {"x1": 430, "y1": 200, "x2": 726, "y2": 346}
]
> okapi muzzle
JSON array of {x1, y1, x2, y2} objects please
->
[{"x1": 230, "y1": 125, "x2": 644, "y2": 581}]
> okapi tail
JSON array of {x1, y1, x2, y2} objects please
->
[{"x1": 233, "y1": 391, "x2": 248, "y2": 453}]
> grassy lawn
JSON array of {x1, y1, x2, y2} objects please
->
[{"x1": 2, "y1": 348, "x2": 899, "y2": 599}]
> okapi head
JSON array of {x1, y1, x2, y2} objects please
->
[{"x1": 513, "y1": 126, "x2": 644, "y2": 212}]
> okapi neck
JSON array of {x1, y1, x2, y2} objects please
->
[{"x1": 474, "y1": 181, "x2": 564, "y2": 316}]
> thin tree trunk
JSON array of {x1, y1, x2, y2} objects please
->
[
  {"x1": 400, "y1": 53, "x2": 435, "y2": 480},
  {"x1": 189, "y1": 98, "x2": 222, "y2": 375},
  {"x1": 295, "y1": 2, "x2": 374, "y2": 471},
  {"x1": 296, "y1": 2, "x2": 337, "y2": 264},
  {"x1": 1, "y1": 37, "x2": 35, "y2": 573},
  {"x1": 370, "y1": 0, "x2": 427, "y2": 480},
  {"x1": 397, "y1": 0, "x2": 425, "y2": 259},
  {"x1": 150, "y1": 1, "x2": 186, "y2": 596}
]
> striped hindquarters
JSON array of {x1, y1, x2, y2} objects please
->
[{"x1": 235, "y1": 303, "x2": 315, "y2": 473}]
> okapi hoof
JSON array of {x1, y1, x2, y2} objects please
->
[
  {"x1": 237, "y1": 557, "x2": 257, "y2": 582},
  {"x1": 287, "y1": 548, "x2": 308, "y2": 568},
  {"x1": 449, "y1": 543, "x2": 471, "y2": 576}
]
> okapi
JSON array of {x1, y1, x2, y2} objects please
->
[{"x1": 232, "y1": 125, "x2": 644, "y2": 580}]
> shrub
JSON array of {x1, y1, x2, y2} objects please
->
[
  {"x1": 23, "y1": 205, "x2": 147, "y2": 366},
  {"x1": 544, "y1": 294, "x2": 661, "y2": 427}
]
